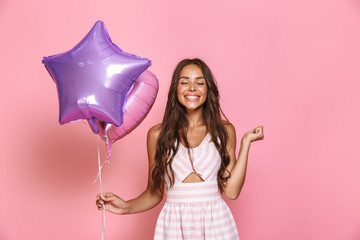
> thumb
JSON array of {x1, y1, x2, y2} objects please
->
[
  {"x1": 255, "y1": 126, "x2": 263, "y2": 134},
  {"x1": 100, "y1": 192, "x2": 114, "y2": 201}
]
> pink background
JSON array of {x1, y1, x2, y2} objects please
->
[{"x1": 1, "y1": 0, "x2": 360, "y2": 239}]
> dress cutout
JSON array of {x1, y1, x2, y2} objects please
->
[{"x1": 154, "y1": 133, "x2": 240, "y2": 240}]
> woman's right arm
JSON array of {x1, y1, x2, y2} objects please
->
[{"x1": 96, "y1": 124, "x2": 163, "y2": 215}]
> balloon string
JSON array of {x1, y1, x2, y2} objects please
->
[
  {"x1": 92, "y1": 146, "x2": 110, "y2": 185},
  {"x1": 94, "y1": 134, "x2": 107, "y2": 240},
  {"x1": 93, "y1": 134, "x2": 112, "y2": 240}
]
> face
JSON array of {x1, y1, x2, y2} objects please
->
[{"x1": 177, "y1": 64, "x2": 208, "y2": 111}]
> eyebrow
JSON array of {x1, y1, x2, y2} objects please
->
[{"x1": 179, "y1": 76, "x2": 205, "y2": 80}]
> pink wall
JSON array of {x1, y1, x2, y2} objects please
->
[{"x1": 1, "y1": 0, "x2": 360, "y2": 239}]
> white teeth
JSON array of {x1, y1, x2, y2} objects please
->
[{"x1": 185, "y1": 96, "x2": 199, "y2": 99}]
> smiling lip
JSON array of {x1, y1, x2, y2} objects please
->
[{"x1": 184, "y1": 95, "x2": 200, "y2": 102}]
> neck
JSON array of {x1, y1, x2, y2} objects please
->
[{"x1": 186, "y1": 107, "x2": 205, "y2": 128}]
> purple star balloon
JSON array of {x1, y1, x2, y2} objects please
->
[{"x1": 42, "y1": 20, "x2": 151, "y2": 134}]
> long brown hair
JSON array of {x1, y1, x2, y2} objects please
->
[{"x1": 152, "y1": 58, "x2": 231, "y2": 194}]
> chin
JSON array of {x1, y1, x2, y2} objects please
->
[{"x1": 184, "y1": 104, "x2": 204, "y2": 111}]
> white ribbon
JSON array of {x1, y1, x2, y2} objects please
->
[{"x1": 93, "y1": 134, "x2": 110, "y2": 240}]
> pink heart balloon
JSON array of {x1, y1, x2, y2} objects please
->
[{"x1": 97, "y1": 70, "x2": 158, "y2": 152}]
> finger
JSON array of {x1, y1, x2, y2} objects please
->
[
  {"x1": 97, "y1": 205, "x2": 105, "y2": 210},
  {"x1": 96, "y1": 193, "x2": 104, "y2": 200},
  {"x1": 97, "y1": 200, "x2": 107, "y2": 207},
  {"x1": 100, "y1": 195, "x2": 108, "y2": 201},
  {"x1": 101, "y1": 192, "x2": 113, "y2": 199},
  {"x1": 101, "y1": 192, "x2": 115, "y2": 201},
  {"x1": 97, "y1": 198, "x2": 106, "y2": 204}
]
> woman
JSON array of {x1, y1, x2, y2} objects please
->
[{"x1": 96, "y1": 58, "x2": 264, "y2": 239}]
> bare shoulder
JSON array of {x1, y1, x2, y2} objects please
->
[
  {"x1": 147, "y1": 123, "x2": 162, "y2": 142},
  {"x1": 147, "y1": 124, "x2": 162, "y2": 159},
  {"x1": 222, "y1": 120, "x2": 236, "y2": 153},
  {"x1": 222, "y1": 120, "x2": 236, "y2": 136}
]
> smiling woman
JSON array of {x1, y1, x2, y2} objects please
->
[{"x1": 96, "y1": 58, "x2": 264, "y2": 240}]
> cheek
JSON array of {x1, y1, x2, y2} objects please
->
[
  {"x1": 177, "y1": 85, "x2": 186, "y2": 94},
  {"x1": 201, "y1": 86, "x2": 208, "y2": 96},
  {"x1": 176, "y1": 86, "x2": 183, "y2": 99},
  {"x1": 203, "y1": 88, "x2": 208, "y2": 102}
]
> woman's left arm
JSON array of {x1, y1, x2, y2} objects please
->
[{"x1": 223, "y1": 122, "x2": 264, "y2": 200}]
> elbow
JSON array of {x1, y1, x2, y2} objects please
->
[
  {"x1": 224, "y1": 185, "x2": 244, "y2": 200},
  {"x1": 229, "y1": 194, "x2": 239, "y2": 200},
  {"x1": 148, "y1": 187, "x2": 164, "y2": 203},
  {"x1": 224, "y1": 180, "x2": 246, "y2": 200},
  {"x1": 224, "y1": 191, "x2": 240, "y2": 200}
]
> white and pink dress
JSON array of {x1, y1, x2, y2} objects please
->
[{"x1": 154, "y1": 132, "x2": 240, "y2": 240}]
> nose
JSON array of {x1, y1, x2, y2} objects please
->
[{"x1": 189, "y1": 82, "x2": 195, "y2": 91}]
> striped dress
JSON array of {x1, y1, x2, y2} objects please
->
[{"x1": 154, "y1": 132, "x2": 239, "y2": 240}]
